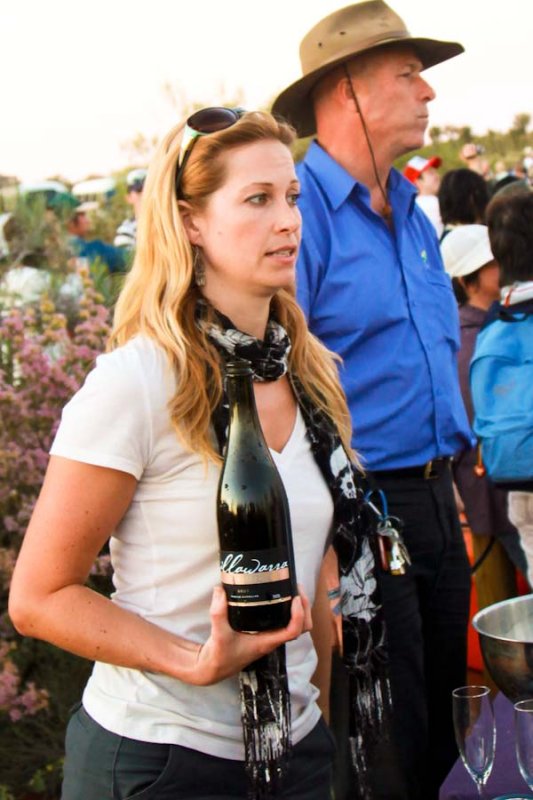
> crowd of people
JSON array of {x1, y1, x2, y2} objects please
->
[{"x1": 6, "y1": 1, "x2": 533, "y2": 800}]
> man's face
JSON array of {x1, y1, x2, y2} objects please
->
[
  {"x1": 70, "y1": 212, "x2": 90, "y2": 237},
  {"x1": 349, "y1": 46, "x2": 436, "y2": 159},
  {"x1": 417, "y1": 167, "x2": 441, "y2": 195}
]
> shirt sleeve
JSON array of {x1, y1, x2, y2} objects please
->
[{"x1": 50, "y1": 345, "x2": 152, "y2": 479}]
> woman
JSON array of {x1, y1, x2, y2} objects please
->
[
  {"x1": 9, "y1": 110, "x2": 387, "y2": 800},
  {"x1": 441, "y1": 224, "x2": 527, "y2": 607}
]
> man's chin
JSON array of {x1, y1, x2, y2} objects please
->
[{"x1": 401, "y1": 137, "x2": 427, "y2": 156}]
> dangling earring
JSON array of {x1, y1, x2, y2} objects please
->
[{"x1": 193, "y1": 245, "x2": 205, "y2": 287}]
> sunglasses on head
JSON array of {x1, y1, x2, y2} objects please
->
[{"x1": 175, "y1": 106, "x2": 246, "y2": 197}]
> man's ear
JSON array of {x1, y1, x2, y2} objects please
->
[
  {"x1": 178, "y1": 200, "x2": 203, "y2": 246},
  {"x1": 339, "y1": 73, "x2": 360, "y2": 115}
]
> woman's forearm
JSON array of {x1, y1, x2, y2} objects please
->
[{"x1": 11, "y1": 583, "x2": 202, "y2": 683}]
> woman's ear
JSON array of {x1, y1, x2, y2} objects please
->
[{"x1": 178, "y1": 200, "x2": 203, "y2": 247}]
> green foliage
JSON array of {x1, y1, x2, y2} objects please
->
[
  {"x1": 87, "y1": 184, "x2": 129, "y2": 243},
  {"x1": 86, "y1": 257, "x2": 127, "y2": 308},
  {"x1": 394, "y1": 115, "x2": 533, "y2": 174},
  {"x1": 3, "y1": 197, "x2": 73, "y2": 272}
]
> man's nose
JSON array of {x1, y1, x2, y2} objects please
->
[{"x1": 420, "y1": 76, "x2": 436, "y2": 102}]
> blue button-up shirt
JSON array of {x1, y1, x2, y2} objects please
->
[{"x1": 297, "y1": 141, "x2": 473, "y2": 471}]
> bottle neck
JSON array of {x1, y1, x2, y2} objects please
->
[{"x1": 226, "y1": 372, "x2": 261, "y2": 430}]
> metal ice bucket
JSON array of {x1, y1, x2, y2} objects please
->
[{"x1": 472, "y1": 594, "x2": 533, "y2": 702}]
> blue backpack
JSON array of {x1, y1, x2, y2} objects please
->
[{"x1": 470, "y1": 303, "x2": 533, "y2": 489}]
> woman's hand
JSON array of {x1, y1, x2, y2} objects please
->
[{"x1": 189, "y1": 585, "x2": 312, "y2": 686}]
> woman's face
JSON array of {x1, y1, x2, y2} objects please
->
[{"x1": 184, "y1": 139, "x2": 301, "y2": 305}]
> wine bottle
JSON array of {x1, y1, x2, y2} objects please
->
[{"x1": 217, "y1": 360, "x2": 297, "y2": 633}]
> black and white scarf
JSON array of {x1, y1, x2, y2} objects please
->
[{"x1": 198, "y1": 302, "x2": 391, "y2": 800}]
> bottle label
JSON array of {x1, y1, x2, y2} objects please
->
[{"x1": 220, "y1": 548, "x2": 292, "y2": 606}]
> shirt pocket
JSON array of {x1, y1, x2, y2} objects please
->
[{"x1": 424, "y1": 269, "x2": 460, "y2": 351}]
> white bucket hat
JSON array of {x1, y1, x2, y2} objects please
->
[{"x1": 441, "y1": 225, "x2": 495, "y2": 278}]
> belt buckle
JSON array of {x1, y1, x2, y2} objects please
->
[{"x1": 424, "y1": 459, "x2": 439, "y2": 480}]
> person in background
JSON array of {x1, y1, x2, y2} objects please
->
[
  {"x1": 441, "y1": 224, "x2": 527, "y2": 610},
  {"x1": 484, "y1": 192, "x2": 533, "y2": 585},
  {"x1": 114, "y1": 168, "x2": 147, "y2": 250},
  {"x1": 272, "y1": 2, "x2": 472, "y2": 798},
  {"x1": 67, "y1": 201, "x2": 126, "y2": 274},
  {"x1": 9, "y1": 109, "x2": 388, "y2": 800},
  {"x1": 438, "y1": 168, "x2": 490, "y2": 242},
  {"x1": 459, "y1": 142, "x2": 490, "y2": 180},
  {"x1": 403, "y1": 154, "x2": 443, "y2": 237}
]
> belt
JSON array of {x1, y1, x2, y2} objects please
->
[{"x1": 371, "y1": 457, "x2": 452, "y2": 481}]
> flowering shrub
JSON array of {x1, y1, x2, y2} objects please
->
[
  {"x1": 0, "y1": 262, "x2": 112, "y2": 797},
  {"x1": 0, "y1": 643, "x2": 49, "y2": 722}
]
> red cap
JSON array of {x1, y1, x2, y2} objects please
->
[{"x1": 403, "y1": 155, "x2": 442, "y2": 184}]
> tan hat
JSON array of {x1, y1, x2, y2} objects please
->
[
  {"x1": 441, "y1": 225, "x2": 495, "y2": 279},
  {"x1": 272, "y1": 0, "x2": 464, "y2": 137}
]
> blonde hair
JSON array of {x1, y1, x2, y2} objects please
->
[{"x1": 110, "y1": 110, "x2": 356, "y2": 465}]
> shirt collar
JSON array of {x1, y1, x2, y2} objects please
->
[{"x1": 303, "y1": 140, "x2": 418, "y2": 215}]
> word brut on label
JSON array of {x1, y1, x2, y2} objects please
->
[{"x1": 216, "y1": 360, "x2": 297, "y2": 633}]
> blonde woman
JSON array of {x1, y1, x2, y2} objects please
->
[{"x1": 9, "y1": 110, "x2": 388, "y2": 800}]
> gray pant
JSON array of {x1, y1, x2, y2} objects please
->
[{"x1": 61, "y1": 704, "x2": 335, "y2": 800}]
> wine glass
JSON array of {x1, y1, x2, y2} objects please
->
[
  {"x1": 452, "y1": 685, "x2": 496, "y2": 798},
  {"x1": 515, "y1": 699, "x2": 533, "y2": 792}
]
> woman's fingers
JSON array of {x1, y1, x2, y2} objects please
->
[
  {"x1": 196, "y1": 586, "x2": 313, "y2": 686},
  {"x1": 297, "y1": 584, "x2": 313, "y2": 632},
  {"x1": 209, "y1": 585, "x2": 227, "y2": 621}
]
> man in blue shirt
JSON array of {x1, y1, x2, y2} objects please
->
[
  {"x1": 273, "y1": 2, "x2": 473, "y2": 798},
  {"x1": 68, "y1": 204, "x2": 126, "y2": 274}
]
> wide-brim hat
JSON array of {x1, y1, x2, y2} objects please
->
[{"x1": 272, "y1": 0, "x2": 464, "y2": 137}]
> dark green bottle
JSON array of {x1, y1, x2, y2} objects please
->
[{"x1": 217, "y1": 360, "x2": 297, "y2": 633}]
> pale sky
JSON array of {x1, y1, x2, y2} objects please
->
[{"x1": 2, "y1": 0, "x2": 532, "y2": 183}]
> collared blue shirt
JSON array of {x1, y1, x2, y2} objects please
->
[{"x1": 297, "y1": 141, "x2": 473, "y2": 470}]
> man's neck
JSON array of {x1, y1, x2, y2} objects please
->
[{"x1": 316, "y1": 134, "x2": 393, "y2": 216}]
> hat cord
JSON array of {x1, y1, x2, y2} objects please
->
[{"x1": 343, "y1": 65, "x2": 392, "y2": 221}]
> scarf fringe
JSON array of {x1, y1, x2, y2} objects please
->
[
  {"x1": 239, "y1": 650, "x2": 291, "y2": 800},
  {"x1": 349, "y1": 671, "x2": 392, "y2": 800}
]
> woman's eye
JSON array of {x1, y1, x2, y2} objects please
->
[
  {"x1": 288, "y1": 192, "x2": 301, "y2": 207},
  {"x1": 247, "y1": 193, "x2": 268, "y2": 205}
]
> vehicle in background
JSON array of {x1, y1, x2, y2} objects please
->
[{"x1": 71, "y1": 177, "x2": 116, "y2": 209}]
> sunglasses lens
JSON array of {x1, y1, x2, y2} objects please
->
[
  {"x1": 176, "y1": 107, "x2": 246, "y2": 197},
  {"x1": 187, "y1": 107, "x2": 242, "y2": 134}
]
